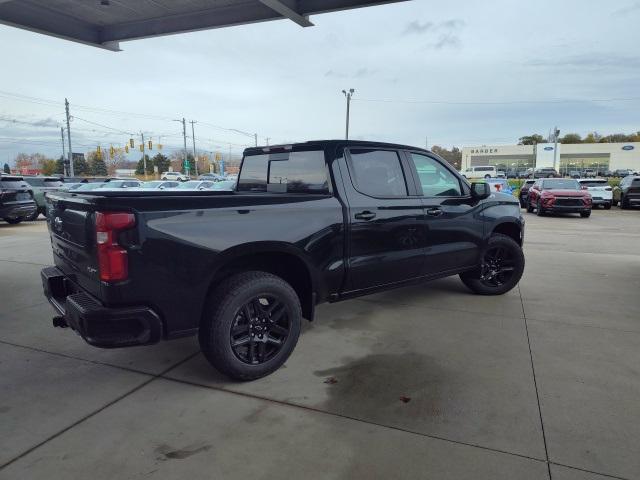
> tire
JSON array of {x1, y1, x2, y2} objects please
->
[
  {"x1": 3, "y1": 217, "x2": 23, "y2": 225},
  {"x1": 536, "y1": 200, "x2": 545, "y2": 216},
  {"x1": 484, "y1": 174, "x2": 491, "y2": 179},
  {"x1": 460, "y1": 233, "x2": 525, "y2": 295},
  {"x1": 604, "y1": 203, "x2": 611, "y2": 210},
  {"x1": 26, "y1": 210, "x2": 39, "y2": 221},
  {"x1": 580, "y1": 211, "x2": 591, "y2": 218},
  {"x1": 199, "y1": 271, "x2": 302, "y2": 381},
  {"x1": 619, "y1": 195, "x2": 629, "y2": 209},
  {"x1": 526, "y1": 199, "x2": 534, "y2": 213}
]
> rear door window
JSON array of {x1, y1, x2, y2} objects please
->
[
  {"x1": 347, "y1": 149, "x2": 407, "y2": 197},
  {"x1": 237, "y1": 150, "x2": 328, "y2": 194}
]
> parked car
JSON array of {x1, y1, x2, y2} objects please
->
[
  {"x1": 74, "y1": 183, "x2": 107, "y2": 192},
  {"x1": 496, "y1": 170, "x2": 506, "y2": 178},
  {"x1": 582, "y1": 168, "x2": 597, "y2": 178},
  {"x1": 210, "y1": 179, "x2": 237, "y2": 191},
  {"x1": 568, "y1": 170, "x2": 581, "y2": 179},
  {"x1": 60, "y1": 183, "x2": 84, "y2": 191},
  {"x1": 95, "y1": 180, "x2": 143, "y2": 190},
  {"x1": 0, "y1": 174, "x2": 37, "y2": 224},
  {"x1": 518, "y1": 179, "x2": 536, "y2": 208},
  {"x1": 526, "y1": 178, "x2": 592, "y2": 217},
  {"x1": 41, "y1": 140, "x2": 525, "y2": 380},
  {"x1": 613, "y1": 169, "x2": 634, "y2": 178},
  {"x1": 577, "y1": 178, "x2": 612, "y2": 209},
  {"x1": 461, "y1": 165, "x2": 497, "y2": 179},
  {"x1": 613, "y1": 175, "x2": 640, "y2": 209},
  {"x1": 136, "y1": 181, "x2": 179, "y2": 190},
  {"x1": 198, "y1": 173, "x2": 225, "y2": 181},
  {"x1": 532, "y1": 167, "x2": 560, "y2": 179},
  {"x1": 485, "y1": 178, "x2": 513, "y2": 195},
  {"x1": 171, "y1": 180, "x2": 216, "y2": 190},
  {"x1": 161, "y1": 171, "x2": 189, "y2": 181},
  {"x1": 22, "y1": 176, "x2": 64, "y2": 220}
]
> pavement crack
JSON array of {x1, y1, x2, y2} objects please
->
[{"x1": 518, "y1": 284, "x2": 552, "y2": 480}]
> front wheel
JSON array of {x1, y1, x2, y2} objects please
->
[
  {"x1": 484, "y1": 174, "x2": 491, "y2": 179},
  {"x1": 3, "y1": 217, "x2": 23, "y2": 224},
  {"x1": 536, "y1": 200, "x2": 545, "y2": 216},
  {"x1": 526, "y1": 199, "x2": 534, "y2": 213},
  {"x1": 604, "y1": 203, "x2": 611, "y2": 210},
  {"x1": 460, "y1": 234, "x2": 525, "y2": 295},
  {"x1": 199, "y1": 271, "x2": 302, "y2": 381},
  {"x1": 580, "y1": 211, "x2": 591, "y2": 218}
]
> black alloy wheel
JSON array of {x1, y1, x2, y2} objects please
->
[
  {"x1": 230, "y1": 295, "x2": 290, "y2": 365},
  {"x1": 479, "y1": 245, "x2": 516, "y2": 288}
]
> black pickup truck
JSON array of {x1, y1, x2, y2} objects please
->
[{"x1": 41, "y1": 140, "x2": 525, "y2": 380}]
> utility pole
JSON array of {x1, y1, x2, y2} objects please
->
[
  {"x1": 341, "y1": 88, "x2": 355, "y2": 140},
  {"x1": 140, "y1": 132, "x2": 147, "y2": 179},
  {"x1": 190, "y1": 120, "x2": 198, "y2": 176},
  {"x1": 425, "y1": 136, "x2": 428, "y2": 150},
  {"x1": 254, "y1": 133, "x2": 258, "y2": 147},
  {"x1": 65, "y1": 98, "x2": 74, "y2": 177},
  {"x1": 60, "y1": 127, "x2": 66, "y2": 175},
  {"x1": 265, "y1": 137, "x2": 271, "y2": 146}
]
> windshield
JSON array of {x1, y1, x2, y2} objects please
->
[{"x1": 542, "y1": 179, "x2": 580, "y2": 190}]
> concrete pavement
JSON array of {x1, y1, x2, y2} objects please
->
[{"x1": 1, "y1": 209, "x2": 639, "y2": 479}]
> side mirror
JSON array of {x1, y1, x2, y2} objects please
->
[{"x1": 471, "y1": 182, "x2": 490, "y2": 200}]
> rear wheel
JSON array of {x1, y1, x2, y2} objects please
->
[
  {"x1": 484, "y1": 174, "x2": 491, "y2": 179},
  {"x1": 619, "y1": 194, "x2": 629, "y2": 209},
  {"x1": 460, "y1": 234, "x2": 525, "y2": 295},
  {"x1": 199, "y1": 271, "x2": 302, "y2": 381},
  {"x1": 3, "y1": 217, "x2": 23, "y2": 224},
  {"x1": 604, "y1": 203, "x2": 611, "y2": 210},
  {"x1": 536, "y1": 200, "x2": 545, "y2": 216}
]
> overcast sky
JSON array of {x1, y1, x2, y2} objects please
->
[{"x1": 1, "y1": 0, "x2": 639, "y2": 164}]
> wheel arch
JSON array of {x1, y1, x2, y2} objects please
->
[
  {"x1": 204, "y1": 242, "x2": 319, "y2": 322},
  {"x1": 491, "y1": 221, "x2": 523, "y2": 246}
]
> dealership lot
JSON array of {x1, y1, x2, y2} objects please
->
[{"x1": 1, "y1": 211, "x2": 639, "y2": 480}]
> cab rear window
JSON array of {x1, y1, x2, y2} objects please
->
[{"x1": 237, "y1": 151, "x2": 329, "y2": 194}]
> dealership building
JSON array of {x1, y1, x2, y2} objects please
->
[{"x1": 461, "y1": 142, "x2": 640, "y2": 174}]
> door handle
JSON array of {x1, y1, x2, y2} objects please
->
[
  {"x1": 426, "y1": 207, "x2": 443, "y2": 217},
  {"x1": 354, "y1": 211, "x2": 376, "y2": 220}
]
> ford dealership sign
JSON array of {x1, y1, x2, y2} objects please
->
[
  {"x1": 622, "y1": 145, "x2": 634, "y2": 151},
  {"x1": 544, "y1": 146, "x2": 554, "y2": 151}
]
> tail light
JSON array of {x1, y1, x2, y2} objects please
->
[
  {"x1": 95, "y1": 212, "x2": 136, "y2": 282},
  {"x1": 495, "y1": 184, "x2": 502, "y2": 191},
  {"x1": 605, "y1": 187, "x2": 612, "y2": 191}
]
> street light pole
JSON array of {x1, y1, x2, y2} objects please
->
[
  {"x1": 60, "y1": 127, "x2": 66, "y2": 175},
  {"x1": 140, "y1": 132, "x2": 147, "y2": 180},
  {"x1": 342, "y1": 88, "x2": 355, "y2": 140}
]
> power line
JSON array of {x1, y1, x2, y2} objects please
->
[{"x1": 353, "y1": 96, "x2": 640, "y2": 105}]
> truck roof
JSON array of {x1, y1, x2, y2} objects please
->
[{"x1": 243, "y1": 139, "x2": 431, "y2": 156}]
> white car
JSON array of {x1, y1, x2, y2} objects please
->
[
  {"x1": 461, "y1": 166, "x2": 497, "y2": 179},
  {"x1": 161, "y1": 171, "x2": 189, "y2": 181},
  {"x1": 577, "y1": 178, "x2": 612, "y2": 209}
]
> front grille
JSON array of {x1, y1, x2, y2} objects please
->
[{"x1": 555, "y1": 198, "x2": 582, "y2": 206}]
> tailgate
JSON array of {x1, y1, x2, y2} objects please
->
[{"x1": 47, "y1": 194, "x2": 102, "y2": 298}]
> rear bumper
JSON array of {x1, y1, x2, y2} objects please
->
[
  {"x1": 591, "y1": 198, "x2": 611, "y2": 205},
  {"x1": 41, "y1": 266, "x2": 162, "y2": 348},
  {"x1": 0, "y1": 202, "x2": 37, "y2": 219}
]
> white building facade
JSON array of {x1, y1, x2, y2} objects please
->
[{"x1": 461, "y1": 142, "x2": 640, "y2": 175}]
